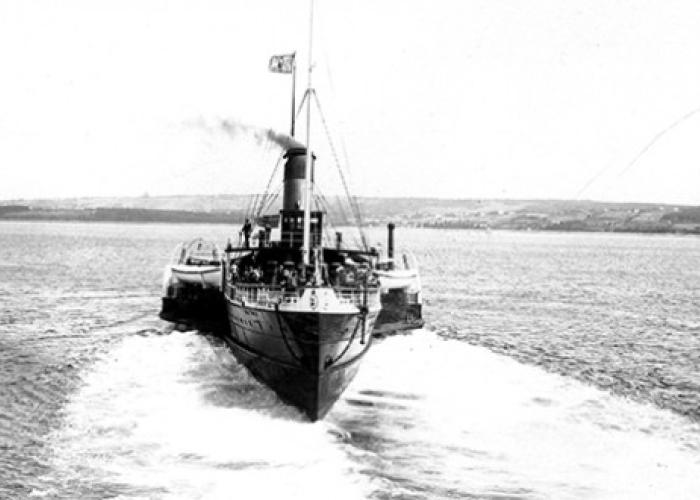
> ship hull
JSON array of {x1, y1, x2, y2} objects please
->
[
  {"x1": 160, "y1": 293, "x2": 229, "y2": 335},
  {"x1": 224, "y1": 298, "x2": 377, "y2": 420},
  {"x1": 374, "y1": 287, "x2": 424, "y2": 335}
]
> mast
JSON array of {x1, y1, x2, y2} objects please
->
[
  {"x1": 301, "y1": 0, "x2": 315, "y2": 266},
  {"x1": 290, "y1": 52, "x2": 297, "y2": 137}
]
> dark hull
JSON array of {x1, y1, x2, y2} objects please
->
[
  {"x1": 225, "y1": 299, "x2": 376, "y2": 420},
  {"x1": 159, "y1": 286, "x2": 230, "y2": 335},
  {"x1": 160, "y1": 284, "x2": 421, "y2": 338},
  {"x1": 223, "y1": 335, "x2": 365, "y2": 420},
  {"x1": 374, "y1": 287, "x2": 424, "y2": 335},
  {"x1": 373, "y1": 304, "x2": 424, "y2": 335}
]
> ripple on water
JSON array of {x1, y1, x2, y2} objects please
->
[
  {"x1": 35, "y1": 331, "x2": 375, "y2": 499},
  {"x1": 329, "y1": 332, "x2": 700, "y2": 500},
  {"x1": 3, "y1": 223, "x2": 700, "y2": 499}
]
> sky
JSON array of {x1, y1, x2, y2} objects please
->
[{"x1": 1, "y1": 0, "x2": 700, "y2": 204}]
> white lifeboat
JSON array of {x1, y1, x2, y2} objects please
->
[
  {"x1": 374, "y1": 252, "x2": 422, "y2": 292},
  {"x1": 168, "y1": 238, "x2": 222, "y2": 289}
]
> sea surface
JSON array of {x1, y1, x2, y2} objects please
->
[{"x1": 1, "y1": 221, "x2": 699, "y2": 499}]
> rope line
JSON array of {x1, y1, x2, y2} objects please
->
[
  {"x1": 576, "y1": 105, "x2": 700, "y2": 199},
  {"x1": 255, "y1": 153, "x2": 285, "y2": 220},
  {"x1": 311, "y1": 89, "x2": 368, "y2": 250}
]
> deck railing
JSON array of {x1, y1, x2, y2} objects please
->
[
  {"x1": 333, "y1": 286, "x2": 378, "y2": 308},
  {"x1": 226, "y1": 283, "x2": 378, "y2": 309}
]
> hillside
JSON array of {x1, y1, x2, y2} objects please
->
[{"x1": 1, "y1": 195, "x2": 699, "y2": 234}]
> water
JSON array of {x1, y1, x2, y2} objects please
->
[{"x1": 1, "y1": 221, "x2": 699, "y2": 499}]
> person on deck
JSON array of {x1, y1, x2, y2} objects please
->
[
  {"x1": 242, "y1": 219, "x2": 252, "y2": 248},
  {"x1": 336, "y1": 265, "x2": 346, "y2": 287},
  {"x1": 288, "y1": 270, "x2": 298, "y2": 290},
  {"x1": 275, "y1": 264, "x2": 285, "y2": 286},
  {"x1": 280, "y1": 265, "x2": 291, "y2": 288}
]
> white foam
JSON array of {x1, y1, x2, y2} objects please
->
[
  {"x1": 337, "y1": 330, "x2": 700, "y2": 499},
  {"x1": 47, "y1": 329, "x2": 700, "y2": 499},
  {"x1": 49, "y1": 332, "x2": 373, "y2": 499}
]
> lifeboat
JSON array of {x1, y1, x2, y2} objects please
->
[{"x1": 169, "y1": 238, "x2": 222, "y2": 288}]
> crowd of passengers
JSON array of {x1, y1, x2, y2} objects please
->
[{"x1": 229, "y1": 260, "x2": 377, "y2": 290}]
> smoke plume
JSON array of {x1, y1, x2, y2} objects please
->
[{"x1": 218, "y1": 119, "x2": 303, "y2": 150}]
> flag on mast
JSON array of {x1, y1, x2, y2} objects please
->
[{"x1": 268, "y1": 53, "x2": 295, "y2": 74}]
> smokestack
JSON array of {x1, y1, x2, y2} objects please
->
[
  {"x1": 282, "y1": 147, "x2": 314, "y2": 210},
  {"x1": 387, "y1": 222, "x2": 395, "y2": 264}
]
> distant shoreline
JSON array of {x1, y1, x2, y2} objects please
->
[
  {"x1": 1, "y1": 206, "x2": 699, "y2": 236},
  {"x1": 2, "y1": 196, "x2": 700, "y2": 235},
  {"x1": 0, "y1": 207, "x2": 246, "y2": 225}
]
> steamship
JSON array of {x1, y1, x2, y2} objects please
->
[
  {"x1": 159, "y1": 4, "x2": 423, "y2": 420},
  {"x1": 223, "y1": 145, "x2": 382, "y2": 420},
  {"x1": 219, "y1": 5, "x2": 394, "y2": 418}
]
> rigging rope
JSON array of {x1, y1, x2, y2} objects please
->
[
  {"x1": 311, "y1": 89, "x2": 368, "y2": 250},
  {"x1": 314, "y1": 186, "x2": 361, "y2": 249},
  {"x1": 616, "y1": 106, "x2": 700, "y2": 179},
  {"x1": 314, "y1": 178, "x2": 350, "y2": 225},
  {"x1": 255, "y1": 153, "x2": 285, "y2": 220},
  {"x1": 256, "y1": 182, "x2": 283, "y2": 220},
  {"x1": 245, "y1": 193, "x2": 259, "y2": 222},
  {"x1": 314, "y1": 191, "x2": 341, "y2": 247},
  {"x1": 312, "y1": 193, "x2": 331, "y2": 246},
  {"x1": 576, "y1": 105, "x2": 700, "y2": 199}
]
